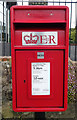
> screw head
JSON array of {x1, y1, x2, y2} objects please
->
[
  {"x1": 28, "y1": 13, "x2": 30, "y2": 16},
  {"x1": 50, "y1": 13, "x2": 53, "y2": 15}
]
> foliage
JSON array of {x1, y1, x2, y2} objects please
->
[
  {"x1": 68, "y1": 62, "x2": 76, "y2": 103},
  {"x1": 69, "y1": 28, "x2": 76, "y2": 44}
]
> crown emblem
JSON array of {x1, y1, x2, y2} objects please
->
[{"x1": 24, "y1": 33, "x2": 39, "y2": 44}]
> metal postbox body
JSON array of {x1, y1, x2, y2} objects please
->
[{"x1": 11, "y1": 6, "x2": 69, "y2": 112}]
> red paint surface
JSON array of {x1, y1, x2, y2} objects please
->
[{"x1": 11, "y1": 6, "x2": 69, "y2": 112}]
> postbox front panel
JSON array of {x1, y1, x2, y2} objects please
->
[{"x1": 16, "y1": 50, "x2": 64, "y2": 108}]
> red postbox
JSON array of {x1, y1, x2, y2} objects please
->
[{"x1": 11, "y1": 6, "x2": 69, "y2": 112}]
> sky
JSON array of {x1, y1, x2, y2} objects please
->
[{"x1": 0, "y1": 0, "x2": 77, "y2": 28}]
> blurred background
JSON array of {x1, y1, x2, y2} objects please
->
[{"x1": 0, "y1": 0, "x2": 77, "y2": 119}]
